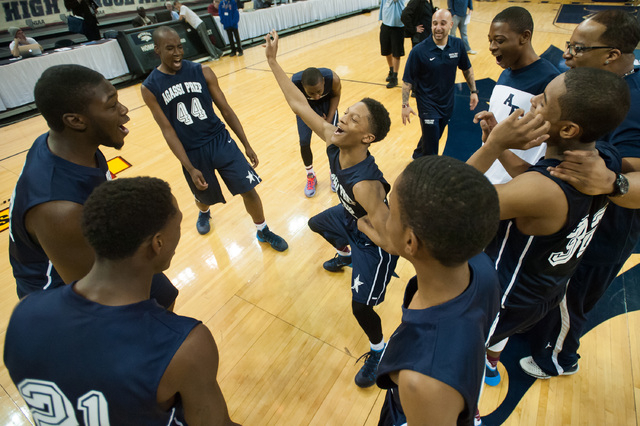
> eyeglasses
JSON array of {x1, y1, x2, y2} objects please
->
[{"x1": 565, "y1": 41, "x2": 614, "y2": 56}]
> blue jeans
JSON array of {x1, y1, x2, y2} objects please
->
[{"x1": 452, "y1": 14, "x2": 471, "y2": 51}]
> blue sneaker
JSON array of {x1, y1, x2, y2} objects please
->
[
  {"x1": 484, "y1": 359, "x2": 501, "y2": 386},
  {"x1": 196, "y1": 210, "x2": 211, "y2": 235},
  {"x1": 323, "y1": 254, "x2": 352, "y2": 272},
  {"x1": 355, "y1": 347, "x2": 384, "y2": 388},
  {"x1": 257, "y1": 226, "x2": 288, "y2": 252}
]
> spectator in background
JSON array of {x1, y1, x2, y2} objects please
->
[
  {"x1": 132, "y1": 7, "x2": 157, "y2": 27},
  {"x1": 448, "y1": 0, "x2": 475, "y2": 54},
  {"x1": 219, "y1": 0, "x2": 242, "y2": 56},
  {"x1": 165, "y1": 1, "x2": 180, "y2": 20},
  {"x1": 174, "y1": 0, "x2": 223, "y2": 60},
  {"x1": 8, "y1": 27, "x2": 42, "y2": 57},
  {"x1": 208, "y1": 0, "x2": 220, "y2": 16},
  {"x1": 64, "y1": 0, "x2": 101, "y2": 41},
  {"x1": 379, "y1": 0, "x2": 406, "y2": 89},
  {"x1": 401, "y1": 0, "x2": 434, "y2": 48},
  {"x1": 253, "y1": 0, "x2": 271, "y2": 9}
]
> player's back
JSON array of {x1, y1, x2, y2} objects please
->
[{"x1": 4, "y1": 285, "x2": 200, "y2": 425}]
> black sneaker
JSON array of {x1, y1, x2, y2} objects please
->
[
  {"x1": 354, "y1": 347, "x2": 384, "y2": 388},
  {"x1": 256, "y1": 226, "x2": 288, "y2": 252},
  {"x1": 385, "y1": 68, "x2": 393, "y2": 82},
  {"x1": 386, "y1": 75, "x2": 398, "y2": 89},
  {"x1": 323, "y1": 254, "x2": 352, "y2": 272}
]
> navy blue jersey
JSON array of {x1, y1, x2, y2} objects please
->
[
  {"x1": 4, "y1": 284, "x2": 200, "y2": 425},
  {"x1": 486, "y1": 148, "x2": 621, "y2": 305},
  {"x1": 583, "y1": 69, "x2": 640, "y2": 265},
  {"x1": 377, "y1": 254, "x2": 501, "y2": 426},
  {"x1": 143, "y1": 60, "x2": 225, "y2": 151},
  {"x1": 402, "y1": 35, "x2": 471, "y2": 116},
  {"x1": 327, "y1": 144, "x2": 390, "y2": 220},
  {"x1": 9, "y1": 133, "x2": 111, "y2": 297},
  {"x1": 292, "y1": 67, "x2": 335, "y2": 106},
  {"x1": 485, "y1": 58, "x2": 560, "y2": 184}
]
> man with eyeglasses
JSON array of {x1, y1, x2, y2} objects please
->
[{"x1": 518, "y1": 9, "x2": 640, "y2": 381}]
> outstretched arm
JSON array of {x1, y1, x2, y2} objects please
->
[
  {"x1": 548, "y1": 151, "x2": 640, "y2": 209},
  {"x1": 203, "y1": 65, "x2": 258, "y2": 167},
  {"x1": 354, "y1": 180, "x2": 396, "y2": 254},
  {"x1": 141, "y1": 84, "x2": 209, "y2": 191},
  {"x1": 264, "y1": 30, "x2": 336, "y2": 144}
]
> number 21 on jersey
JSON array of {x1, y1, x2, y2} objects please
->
[{"x1": 18, "y1": 379, "x2": 109, "y2": 426}]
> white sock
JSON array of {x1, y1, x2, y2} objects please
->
[
  {"x1": 371, "y1": 339, "x2": 385, "y2": 351},
  {"x1": 199, "y1": 208, "x2": 210, "y2": 214},
  {"x1": 336, "y1": 248, "x2": 351, "y2": 257},
  {"x1": 255, "y1": 221, "x2": 267, "y2": 231},
  {"x1": 306, "y1": 165, "x2": 315, "y2": 176}
]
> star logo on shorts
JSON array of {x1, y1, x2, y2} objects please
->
[
  {"x1": 246, "y1": 171, "x2": 258, "y2": 183},
  {"x1": 352, "y1": 275, "x2": 364, "y2": 293}
]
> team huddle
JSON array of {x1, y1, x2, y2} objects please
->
[{"x1": 3, "y1": 4, "x2": 640, "y2": 426}]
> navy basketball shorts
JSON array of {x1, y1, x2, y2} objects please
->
[
  {"x1": 182, "y1": 129, "x2": 261, "y2": 206},
  {"x1": 380, "y1": 24, "x2": 405, "y2": 58},
  {"x1": 488, "y1": 288, "x2": 565, "y2": 346},
  {"x1": 308, "y1": 205, "x2": 399, "y2": 306},
  {"x1": 297, "y1": 100, "x2": 338, "y2": 146}
]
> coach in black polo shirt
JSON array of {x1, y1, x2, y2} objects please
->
[{"x1": 401, "y1": 8, "x2": 478, "y2": 158}]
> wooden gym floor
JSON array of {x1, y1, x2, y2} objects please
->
[{"x1": 1, "y1": 1, "x2": 639, "y2": 424}]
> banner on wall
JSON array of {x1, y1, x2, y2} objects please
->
[{"x1": 1, "y1": 0, "x2": 207, "y2": 34}]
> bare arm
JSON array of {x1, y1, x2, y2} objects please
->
[
  {"x1": 354, "y1": 180, "x2": 395, "y2": 254},
  {"x1": 264, "y1": 30, "x2": 335, "y2": 144},
  {"x1": 467, "y1": 109, "x2": 549, "y2": 174},
  {"x1": 498, "y1": 150, "x2": 534, "y2": 178},
  {"x1": 158, "y1": 324, "x2": 240, "y2": 426},
  {"x1": 326, "y1": 72, "x2": 341, "y2": 124},
  {"x1": 495, "y1": 171, "x2": 569, "y2": 235},
  {"x1": 25, "y1": 201, "x2": 94, "y2": 283},
  {"x1": 401, "y1": 81, "x2": 416, "y2": 125},
  {"x1": 548, "y1": 151, "x2": 640, "y2": 209},
  {"x1": 11, "y1": 40, "x2": 20, "y2": 57},
  {"x1": 202, "y1": 65, "x2": 258, "y2": 167},
  {"x1": 141, "y1": 84, "x2": 209, "y2": 191},
  {"x1": 396, "y1": 370, "x2": 464, "y2": 426},
  {"x1": 461, "y1": 67, "x2": 478, "y2": 111}
]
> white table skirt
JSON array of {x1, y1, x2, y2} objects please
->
[
  {"x1": 214, "y1": 0, "x2": 379, "y2": 44},
  {"x1": 0, "y1": 39, "x2": 130, "y2": 111}
]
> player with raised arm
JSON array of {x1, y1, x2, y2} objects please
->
[{"x1": 265, "y1": 30, "x2": 399, "y2": 388}]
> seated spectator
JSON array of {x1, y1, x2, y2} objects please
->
[
  {"x1": 132, "y1": 7, "x2": 157, "y2": 27},
  {"x1": 165, "y1": 1, "x2": 180, "y2": 20},
  {"x1": 9, "y1": 27, "x2": 42, "y2": 58},
  {"x1": 253, "y1": 0, "x2": 271, "y2": 9},
  {"x1": 208, "y1": 0, "x2": 220, "y2": 16}
]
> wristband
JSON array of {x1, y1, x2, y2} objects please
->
[
  {"x1": 402, "y1": 104, "x2": 410, "y2": 108},
  {"x1": 470, "y1": 90, "x2": 478, "y2": 94}
]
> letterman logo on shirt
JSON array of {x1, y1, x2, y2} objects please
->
[
  {"x1": 449, "y1": 52, "x2": 458, "y2": 59},
  {"x1": 503, "y1": 93, "x2": 521, "y2": 115},
  {"x1": 548, "y1": 205, "x2": 607, "y2": 266}
]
